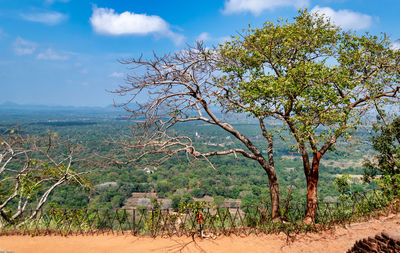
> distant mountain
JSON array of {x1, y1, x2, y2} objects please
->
[
  {"x1": 0, "y1": 102, "x2": 118, "y2": 112},
  {"x1": 0, "y1": 102, "x2": 132, "y2": 122}
]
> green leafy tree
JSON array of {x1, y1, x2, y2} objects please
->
[
  {"x1": 218, "y1": 10, "x2": 400, "y2": 220},
  {"x1": 170, "y1": 194, "x2": 182, "y2": 211},
  {"x1": 334, "y1": 174, "x2": 351, "y2": 195},
  {"x1": 364, "y1": 116, "x2": 400, "y2": 196}
]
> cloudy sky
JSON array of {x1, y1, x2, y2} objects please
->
[{"x1": 1, "y1": 0, "x2": 399, "y2": 106}]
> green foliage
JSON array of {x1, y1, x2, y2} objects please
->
[
  {"x1": 213, "y1": 195, "x2": 224, "y2": 207},
  {"x1": 178, "y1": 201, "x2": 207, "y2": 214},
  {"x1": 1, "y1": 104, "x2": 376, "y2": 210},
  {"x1": 364, "y1": 117, "x2": 400, "y2": 196},
  {"x1": 241, "y1": 194, "x2": 261, "y2": 209},
  {"x1": 190, "y1": 188, "x2": 206, "y2": 198},
  {"x1": 334, "y1": 174, "x2": 351, "y2": 195},
  {"x1": 170, "y1": 195, "x2": 182, "y2": 211},
  {"x1": 155, "y1": 180, "x2": 172, "y2": 198},
  {"x1": 217, "y1": 10, "x2": 400, "y2": 216},
  {"x1": 181, "y1": 192, "x2": 194, "y2": 205},
  {"x1": 219, "y1": 9, "x2": 399, "y2": 147}
]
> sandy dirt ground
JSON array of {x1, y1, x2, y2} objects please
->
[{"x1": 0, "y1": 213, "x2": 399, "y2": 253}]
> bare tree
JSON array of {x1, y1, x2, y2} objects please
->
[
  {"x1": 112, "y1": 42, "x2": 282, "y2": 219},
  {"x1": 0, "y1": 129, "x2": 89, "y2": 226}
]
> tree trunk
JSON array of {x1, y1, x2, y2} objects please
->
[
  {"x1": 304, "y1": 152, "x2": 321, "y2": 222},
  {"x1": 257, "y1": 155, "x2": 280, "y2": 220},
  {"x1": 268, "y1": 174, "x2": 281, "y2": 220},
  {"x1": 263, "y1": 129, "x2": 280, "y2": 220}
]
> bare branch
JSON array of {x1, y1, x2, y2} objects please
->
[
  {"x1": 111, "y1": 42, "x2": 282, "y2": 219},
  {"x1": 0, "y1": 129, "x2": 91, "y2": 224}
]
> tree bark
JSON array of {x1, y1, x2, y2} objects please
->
[
  {"x1": 256, "y1": 154, "x2": 280, "y2": 219},
  {"x1": 304, "y1": 151, "x2": 321, "y2": 222},
  {"x1": 267, "y1": 171, "x2": 280, "y2": 220}
]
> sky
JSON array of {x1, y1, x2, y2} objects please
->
[{"x1": 0, "y1": 0, "x2": 399, "y2": 107}]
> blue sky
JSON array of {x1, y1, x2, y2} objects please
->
[{"x1": 1, "y1": 0, "x2": 399, "y2": 106}]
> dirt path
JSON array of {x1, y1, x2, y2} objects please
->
[{"x1": 1, "y1": 213, "x2": 399, "y2": 253}]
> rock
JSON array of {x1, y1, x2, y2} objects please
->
[
  {"x1": 347, "y1": 230, "x2": 400, "y2": 253},
  {"x1": 382, "y1": 230, "x2": 400, "y2": 241}
]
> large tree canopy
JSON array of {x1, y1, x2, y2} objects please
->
[{"x1": 218, "y1": 9, "x2": 400, "y2": 220}]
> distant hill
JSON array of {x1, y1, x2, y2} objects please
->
[
  {"x1": 0, "y1": 102, "x2": 132, "y2": 123},
  {"x1": 0, "y1": 101, "x2": 118, "y2": 112}
]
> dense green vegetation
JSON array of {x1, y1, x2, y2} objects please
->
[
  {"x1": 2, "y1": 12, "x2": 398, "y2": 219},
  {"x1": 363, "y1": 115, "x2": 400, "y2": 196},
  {"x1": 0, "y1": 105, "x2": 378, "y2": 211}
]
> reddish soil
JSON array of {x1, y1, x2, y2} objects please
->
[{"x1": 0, "y1": 213, "x2": 399, "y2": 253}]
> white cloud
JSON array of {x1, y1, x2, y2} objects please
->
[
  {"x1": 90, "y1": 7, "x2": 184, "y2": 45},
  {"x1": 13, "y1": 37, "x2": 37, "y2": 55},
  {"x1": 196, "y1": 32, "x2": 231, "y2": 43},
  {"x1": 20, "y1": 11, "x2": 67, "y2": 25},
  {"x1": 223, "y1": 0, "x2": 309, "y2": 15},
  {"x1": 109, "y1": 72, "x2": 124, "y2": 78},
  {"x1": 391, "y1": 39, "x2": 400, "y2": 51},
  {"x1": 311, "y1": 6, "x2": 373, "y2": 30},
  {"x1": 197, "y1": 32, "x2": 212, "y2": 42},
  {"x1": 37, "y1": 48, "x2": 69, "y2": 60}
]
